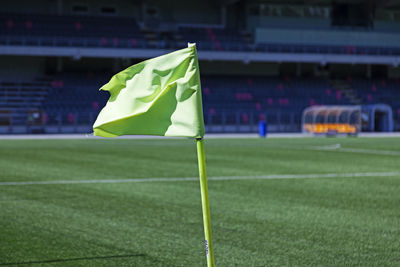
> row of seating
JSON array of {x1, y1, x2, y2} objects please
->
[
  {"x1": 38, "y1": 74, "x2": 400, "y2": 130},
  {"x1": 0, "y1": 80, "x2": 51, "y2": 125},
  {"x1": 1, "y1": 74, "x2": 399, "y2": 131},
  {"x1": 2, "y1": 12, "x2": 400, "y2": 55},
  {"x1": 0, "y1": 12, "x2": 249, "y2": 51}
]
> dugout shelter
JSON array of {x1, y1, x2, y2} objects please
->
[{"x1": 302, "y1": 105, "x2": 361, "y2": 135}]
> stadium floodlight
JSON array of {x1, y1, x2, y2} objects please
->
[{"x1": 302, "y1": 105, "x2": 361, "y2": 136}]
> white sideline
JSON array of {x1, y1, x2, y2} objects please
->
[
  {"x1": 1, "y1": 132, "x2": 399, "y2": 139},
  {"x1": 318, "y1": 147, "x2": 400, "y2": 156},
  {"x1": 313, "y1": 144, "x2": 400, "y2": 156},
  {"x1": 1, "y1": 172, "x2": 399, "y2": 186}
]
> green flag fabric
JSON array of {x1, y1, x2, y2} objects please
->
[{"x1": 93, "y1": 43, "x2": 205, "y2": 138}]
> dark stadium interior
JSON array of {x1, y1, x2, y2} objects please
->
[{"x1": 1, "y1": 0, "x2": 400, "y2": 134}]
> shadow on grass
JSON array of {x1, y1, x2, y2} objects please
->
[{"x1": 0, "y1": 254, "x2": 146, "y2": 266}]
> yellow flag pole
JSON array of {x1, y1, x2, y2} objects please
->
[{"x1": 196, "y1": 138, "x2": 215, "y2": 267}]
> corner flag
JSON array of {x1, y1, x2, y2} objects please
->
[
  {"x1": 93, "y1": 43, "x2": 205, "y2": 138},
  {"x1": 92, "y1": 44, "x2": 215, "y2": 267}
]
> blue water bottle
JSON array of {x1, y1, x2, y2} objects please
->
[{"x1": 259, "y1": 121, "x2": 267, "y2": 138}]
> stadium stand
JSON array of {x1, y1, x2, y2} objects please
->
[
  {"x1": 1, "y1": 0, "x2": 400, "y2": 134},
  {"x1": 38, "y1": 75, "x2": 336, "y2": 130},
  {"x1": 3, "y1": 72, "x2": 399, "y2": 133},
  {"x1": 0, "y1": 80, "x2": 50, "y2": 126},
  {"x1": 2, "y1": 11, "x2": 400, "y2": 56},
  {"x1": 0, "y1": 13, "x2": 147, "y2": 48},
  {"x1": 176, "y1": 26, "x2": 252, "y2": 51},
  {"x1": 0, "y1": 12, "x2": 255, "y2": 51}
]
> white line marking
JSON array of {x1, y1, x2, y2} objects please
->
[
  {"x1": 314, "y1": 146, "x2": 400, "y2": 156},
  {"x1": 338, "y1": 148, "x2": 400, "y2": 156},
  {"x1": 1, "y1": 172, "x2": 399, "y2": 186},
  {"x1": 316, "y1": 144, "x2": 341, "y2": 150}
]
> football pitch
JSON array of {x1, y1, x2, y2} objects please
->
[{"x1": 0, "y1": 137, "x2": 399, "y2": 266}]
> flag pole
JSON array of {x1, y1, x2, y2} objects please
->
[{"x1": 196, "y1": 138, "x2": 215, "y2": 267}]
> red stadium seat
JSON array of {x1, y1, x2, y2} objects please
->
[
  {"x1": 26, "y1": 20, "x2": 32, "y2": 29},
  {"x1": 6, "y1": 19, "x2": 13, "y2": 28}
]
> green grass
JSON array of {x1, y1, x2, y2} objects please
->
[{"x1": 0, "y1": 137, "x2": 399, "y2": 266}]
